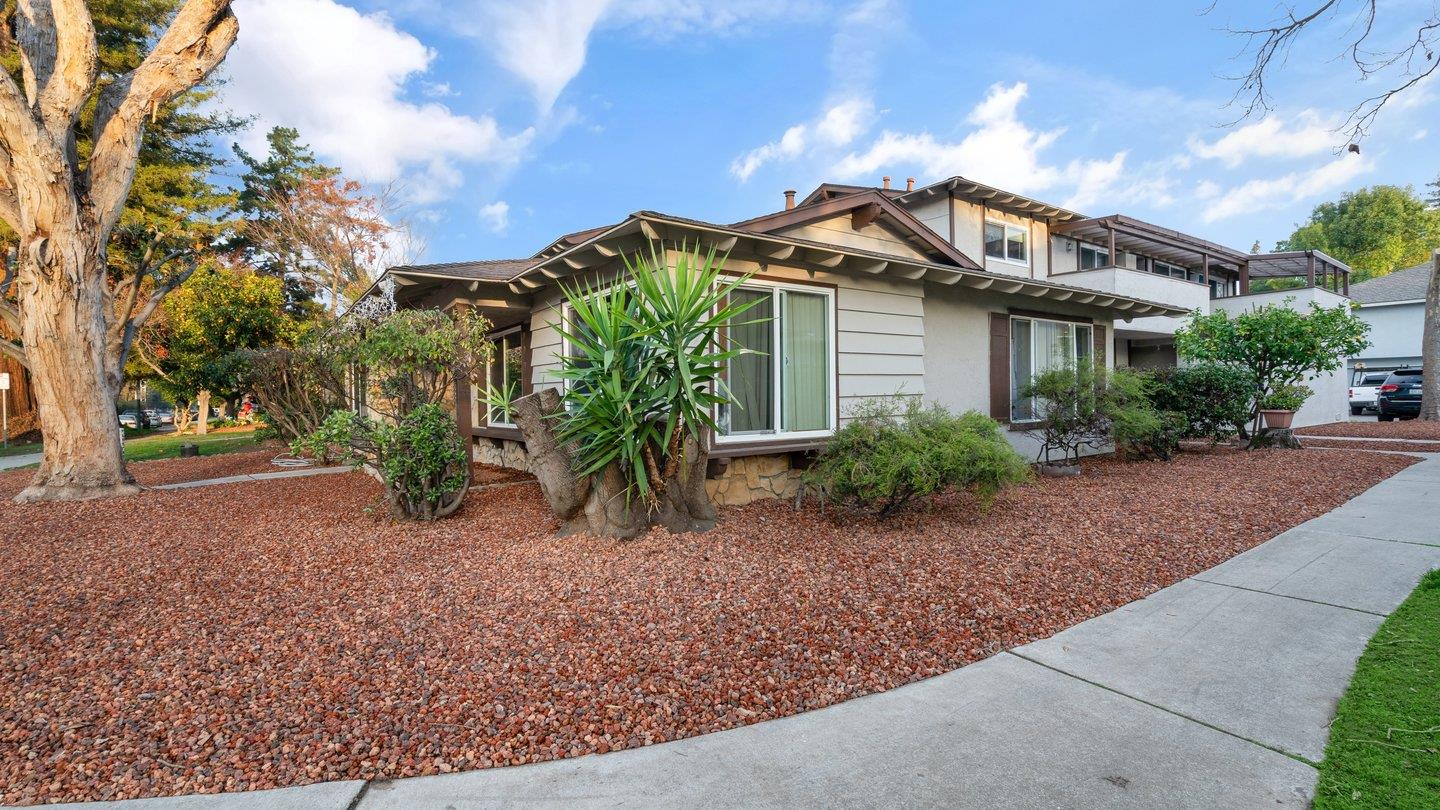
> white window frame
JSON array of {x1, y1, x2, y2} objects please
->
[
  {"x1": 1152, "y1": 259, "x2": 1188, "y2": 279},
  {"x1": 984, "y1": 219, "x2": 1030, "y2": 267},
  {"x1": 715, "y1": 278, "x2": 838, "y2": 445},
  {"x1": 1078, "y1": 242, "x2": 1110, "y2": 270},
  {"x1": 485, "y1": 326, "x2": 525, "y2": 427},
  {"x1": 1008, "y1": 315, "x2": 1095, "y2": 424}
]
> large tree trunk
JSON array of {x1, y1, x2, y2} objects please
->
[
  {"x1": 195, "y1": 389, "x2": 210, "y2": 435},
  {"x1": 15, "y1": 233, "x2": 138, "y2": 502},
  {"x1": 511, "y1": 388, "x2": 715, "y2": 539},
  {"x1": 1421, "y1": 250, "x2": 1439, "y2": 421}
]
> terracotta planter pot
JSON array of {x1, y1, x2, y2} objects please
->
[{"x1": 1260, "y1": 409, "x2": 1296, "y2": 430}]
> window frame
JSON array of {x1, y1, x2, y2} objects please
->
[
  {"x1": 984, "y1": 219, "x2": 1030, "y2": 267},
  {"x1": 485, "y1": 326, "x2": 526, "y2": 427},
  {"x1": 715, "y1": 277, "x2": 838, "y2": 446},
  {"x1": 1078, "y1": 242, "x2": 1110, "y2": 270},
  {"x1": 1008, "y1": 314, "x2": 1095, "y2": 424}
]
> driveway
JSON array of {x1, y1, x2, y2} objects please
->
[{"x1": 42, "y1": 455, "x2": 1440, "y2": 809}]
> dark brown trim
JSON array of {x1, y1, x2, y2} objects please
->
[
  {"x1": 729, "y1": 189, "x2": 980, "y2": 269},
  {"x1": 720, "y1": 268, "x2": 839, "y2": 290},
  {"x1": 707, "y1": 437, "x2": 829, "y2": 459},
  {"x1": 988, "y1": 312, "x2": 1009, "y2": 421},
  {"x1": 473, "y1": 425, "x2": 523, "y2": 441},
  {"x1": 1007, "y1": 308, "x2": 1095, "y2": 324}
]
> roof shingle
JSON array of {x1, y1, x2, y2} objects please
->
[
  {"x1": 1349, "y1": 261, "x2": 1435, "y2": 304},
  {"x1": 388, "y1": 258, "x2": 534, "y2": 282}
]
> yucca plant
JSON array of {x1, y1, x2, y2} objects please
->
[{"x1": 553, "y1": 243, "x2": 763, "y2": 508}]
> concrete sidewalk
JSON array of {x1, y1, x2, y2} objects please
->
[
  {"x1": 38, "y1": 455, "x2": 1440, "y2": 809},
  {"x1": 0, "y1": 451, "x2": 40, "y2": 471}
]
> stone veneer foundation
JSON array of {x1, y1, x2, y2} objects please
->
[{"x1": 473, "y1": 439, "x2": 802, "y2": 508}]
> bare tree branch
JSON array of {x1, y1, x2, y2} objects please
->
[
  {"x1": 88, "y1": 0, "x2": 236, "y2": 237},
  {"x1": 0, "y1": 335, "x2": 26, "y2": 367},
  {"x1": 1219, "y1": 1, "x2": 1440, "y2": 145}
]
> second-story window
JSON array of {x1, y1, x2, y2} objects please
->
[
  {"x1": 984, "y1": 220, "x2": 1029, "y2": 265},
  {"x1": 1079, "y1": 243, "x2": 1109, "y2": 270},
  {"x1": 1153, "y1": 260, "x2": 1187, "y2": 279}
]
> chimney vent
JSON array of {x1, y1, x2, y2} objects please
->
[
  {"x1": 905, "y1": 177, "x2": 915, "y2": 191},
  {"x1": 783, "y1": 189, "x2": 796, "y2": 210},
  {"x1": 882, "y1": 175, "x2": 891, "y2": 190}
]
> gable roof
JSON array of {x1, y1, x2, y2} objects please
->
[
  {"x1": 730, "y1": 189, "x2": 981, "y2": 269},
  {"x1": 1350, "y1": 261, "x2": 1435, "y2": 304},
  {"x1": 386, "y1": 258, "x2": 535, "y2": 282},
  {"x1": 893, "y1": 176, "x2": 1082, "y2": 224}
]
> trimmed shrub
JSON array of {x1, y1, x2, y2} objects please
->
[
  {"x1": 807, "y1": 397, "x2": 1030, "y2": 518},
  {"x1": 1144, "y1": 364, "x2": 1252, "y2": 444}
]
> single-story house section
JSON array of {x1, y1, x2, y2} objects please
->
[
  {"x1": 1346, "y1": 256, "x2": 1435, "y2": 381},
  {"x1": 357, "y1": 176, "x2": 1354, "y2": 505}
]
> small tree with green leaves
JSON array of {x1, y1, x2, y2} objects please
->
[
  {"x1": 1144, "y1": 364, "x2": 1254, "y2": 444},
  {"x1": 509, "y1": 244, "x2": 760, "y2": 538},
  {"x1": 295, "y1": 308, "x2": 492, "y2": 520},
  {"x1": 1175, "y1": 302, "x2": 1370, "y2": 446}
]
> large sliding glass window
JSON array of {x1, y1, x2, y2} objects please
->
[
  {"x1": 719, "y1": 282, "x2": 834, "y2": 440},
  {"x1": 1009, "y1": 315, "x2": 1093, "y2": 422}
]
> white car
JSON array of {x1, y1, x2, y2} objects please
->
[{"x1": 1349, "y1": 370, "x2": 1390, "y2": 415}]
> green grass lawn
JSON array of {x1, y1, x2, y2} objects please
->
[
  {"x1": 1315, "y1": 568, "x2": 1440, "y2": 809},
  {"x1": 2, "y1": 427, "x2": 266, "y2": 467},
  {"x1": 122, "y1": 428, "x2": 265, "y2": 462}
]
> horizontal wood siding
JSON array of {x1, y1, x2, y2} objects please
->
[
  {"x1": 527, "y1": 288, "x2": 565, "y2": 391},
  {"x1": 835, "y1": 279, "x2": 925, "y2": 420}
]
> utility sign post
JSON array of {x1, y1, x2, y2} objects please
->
[{"x1": 0, "y1": 372, "x2": 9, "y2": 448}]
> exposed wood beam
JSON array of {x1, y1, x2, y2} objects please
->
[
  {"x1": 540, "y1": 266, "x2": 569, "y2": 280},
  {"x1": 854, "y1": 260, "x2": 888, "y2": 274},
  {"x1": 961, "y1": 276, "x2": 995, "y2": 290},
  {"x1": 806, "y1": 249, "x2": 845, "y2": 268},
  {"x1": 895, "y1": 266, "x2": 927, "y2": 280},
  {"x1": 392, "y1": 276, "x2": 419, "y2": 286},
  {"x1": 518, "y1": 276, "x2": 545, "y2": 290},
  {"x1": 639, "y1": 220, "x2": 662, "y2": 242},
  {"x1": 928, "y1": 270, "x2": 963, "y2": 285},
  {"x1": 1050, "y1": 290, "x2": 1074, "y2": 301},
  {"x1": 851, "y1": 202, "x2": 883, "y2": 230},
  {"x1": 757, "y1": 243, "x2": 797, "y2": 260},
  {"x1": 508, "y1": 282, "x2": 525, "y2": 295},
  {"x1": 1074, "y1": 293, "x2": 1097, "y2": 304},
  {"x1": 997, "y1": 281, "x2": 1026, "y2": 294},
  {"x1": 707, "y1": 235, "x2": 739, "y2": 253},
  {"x1": 1092, "y1": 296, "x2": 1116, "y2": 307},
  {"x1": 1022, "y1": 287, "x2": 1050, "y2": 298}
]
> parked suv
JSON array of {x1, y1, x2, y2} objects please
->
[
  {"x1": 1349, "y1": 370, "x2": 1391, "y2": 415},
  {"x1": 1377, "y1": 368, "x2": 1423, "y2": 421}
]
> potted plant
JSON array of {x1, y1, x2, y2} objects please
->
[{"x1": 1257, "y1": 383, "x2": 1310, "y2": 430}]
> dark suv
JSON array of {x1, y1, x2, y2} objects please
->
[{"x1": 1377, "y1": 368, "x2": 1423, "y2": 421}]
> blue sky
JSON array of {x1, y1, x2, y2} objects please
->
[{"x1": 215, "y1": 0, "x2": 1440, "y2": 264}]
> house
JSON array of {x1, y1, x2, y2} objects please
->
[
  {"x1": 1346, "y1": 256, "x2": 1435, "y2": 382},
  {"x1": 359, "y1": 176, "x2": 1353, "y2": 504}
]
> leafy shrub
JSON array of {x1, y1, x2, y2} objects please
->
[
  {"x1": 1259, "y1": 383, "x2": 1311, "y2": 411},
  {"x1": 1021, "y1": 362, "x2": 1111, "y2": 466},
  {"x1": 295, "y1": 403, "x2": 469, "y2": 520},
  {"x1": 1024, "y1": 364, "x2": 1181, "y2": 464},
  {"x1": 807, "y1": 397, "x2": 1030, "y2": 517},
  {"x1": 1144, "y1": 364, "x2": 1252, "y2": 444}
]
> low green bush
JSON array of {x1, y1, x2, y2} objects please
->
[
  {"x1": 807, "y1": 397, "x2": 1030, "y2": 518},
  {"x1": 1108, "y1": 367, "x2": 1183, "y2": 460},
  {"x1": 1259, "y1": 383, "x2": 1311, "y2": 411},
  {"x1": 295, "y1": 403, "x2": 469, "y2": 520},
  {"x1": 1143, "y1": 364, "x2": 1252, "y2": 444}
]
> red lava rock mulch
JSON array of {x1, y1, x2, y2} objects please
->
[
  {"x1": 1297, "y1": 420, "x2": 1440, "y2": 440},
  {"x1": 0, "y1": 448, "x2": 1417, "y2": 805},
  {"x1": 1302, "y1": 439, "x2": 1440, "y2": 454},
  {"x1": 0, "y1": 447, "x2": 294, "y2": 500}
]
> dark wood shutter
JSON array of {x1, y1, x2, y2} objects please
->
[
  {"x1": 1093, "y1": 324, "x2": 1107, "y2": 367},
  {"x1": 989, "y1": 312, "x2": 1010, "y2": 421}
]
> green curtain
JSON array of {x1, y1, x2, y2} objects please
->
[
  {"x1": 726, "y1": 289, "x2": 774, "y2": 434},
  {"x1": 782, "y1": 291, "x2": 829, "y2": 432}
]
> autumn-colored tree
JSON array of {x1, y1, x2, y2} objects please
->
[{"x1": 0, "y1": 0, "x2": 238, "y2": 501}]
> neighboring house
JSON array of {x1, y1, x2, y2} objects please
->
[
  {"x1": 358, "y1": 176, "x2": 1353, "y2": 504},
  {"x1": 1346, "y1": 258, "x2": 1433, "y2": 382}
]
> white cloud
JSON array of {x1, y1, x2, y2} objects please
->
[
  {"x1": 1187, "y1": 112, "x2": 1334, "y2": 168},
  {"x1": 1413, "y1": 129, "x2": 1429, "y2": 140},
  {"x1": 479, "y1": 201, "x2": 511, "y2": 234},
  {"x1": 831, "y1": 82, "x2": 1131, "y2": 204},
  {"x1": 225, "y1": 0, "x2": 533, "y2": 201},
  {"x1": 1200, "y1": 155, "x2": 1373, "y2": 223},
  {"x1": 730, "y1": 99, "x2": 873, "y2": 181},
  {"x1": 451, "y1": 0, "x2": 818, "y2": 113},
  {"x1": 421, "y1": 81, "x2": 457, "y2": 98}
]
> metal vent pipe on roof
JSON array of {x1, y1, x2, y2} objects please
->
[{"x1": 783, "y1": 189, "x2": 796, "y2": 210}]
